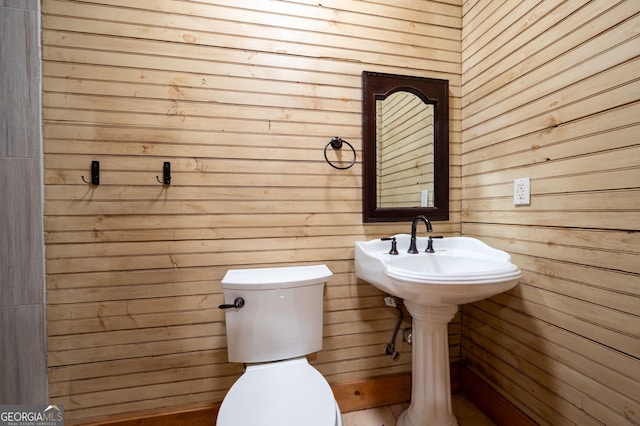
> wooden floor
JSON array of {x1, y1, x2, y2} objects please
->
[{"x1": 342, "y1": 394, "x2": 495, "y2": 426}]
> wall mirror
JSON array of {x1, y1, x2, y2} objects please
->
[{"x1": 362, "y1": 71, "x2": 449, "y2": 222}]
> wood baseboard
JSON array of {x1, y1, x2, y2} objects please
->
[
  {"x1": 76, "y1": 403, "x2": 221, "y2": 426},
  {"x1": 77, "y1": 364, "x2": 462, "y2": 425},
  {"x1": 461, "y1": 366, "x2": 536, "y2": 426},
  {"x1": 331, "y1": 371, "x2": 412, "y2": 413}
]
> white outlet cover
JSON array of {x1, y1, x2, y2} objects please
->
[
  {"x1": 421, "y1": 190, "x2": 429, "y2": 207},
  {"x1": 514, "y1": 178, "x2": 530, "y2": 205}
]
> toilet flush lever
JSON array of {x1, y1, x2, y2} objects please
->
[{"x1": 218, "y1": 297, "x2": 245, "y2": 310}]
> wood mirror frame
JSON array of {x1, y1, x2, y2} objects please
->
[{"x1": 362, "y1": 71, "x2": 449, "y2": 222}]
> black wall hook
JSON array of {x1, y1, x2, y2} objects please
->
[
  {"x1": 156, "y1": 161, "x2": 171, "y2": 185},
  {"x1": 81, "y1": 161, "x2": 100, "y2": 185}
]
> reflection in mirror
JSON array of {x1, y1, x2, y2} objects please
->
[
  {"x1": 377, "y1": 92, "x2": 434, "y2": 208},
  {"x1": 362, "y1": 71, "x2": 449, "y2": 222}
]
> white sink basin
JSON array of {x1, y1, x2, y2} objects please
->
[
  {"x1": 356, "y1": 234, "x2": 522, "y2": 426},
  {"x1": 355, "y1": 234, "x2": 521, "y2": 306}
]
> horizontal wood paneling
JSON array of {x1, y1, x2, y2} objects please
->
[
  {"x1": 42, "y1": 0, "x2": 462, "y2": 422},
  {"x1": 461, "y1": 1, "x2": 640, "y2": 425}
]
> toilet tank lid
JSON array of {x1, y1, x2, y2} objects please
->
[{"x1": 221, "y1": 264, "x2": 333, "y2": 290}]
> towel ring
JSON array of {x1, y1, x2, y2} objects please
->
[{"x1": 324, "y1": 137, "x2": 356, "y2": 170}]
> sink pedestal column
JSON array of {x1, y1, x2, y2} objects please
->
[{"x1": 397, "y1": 301, "x2": 458, "y2": 426}]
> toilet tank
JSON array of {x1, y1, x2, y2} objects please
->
[{"x1": 220, "y1": 264, "x2": 333, "y2": 363}]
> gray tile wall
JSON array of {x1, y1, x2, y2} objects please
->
[{"x1": 0, "y1": 0, "x2": 48, "y2": 404}]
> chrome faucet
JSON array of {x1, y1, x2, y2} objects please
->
[{"x1": 408, "y1": 215, "x2": 432, "y2": 254}]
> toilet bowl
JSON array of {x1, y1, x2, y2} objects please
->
[
  {"x1": 216, "y1": 358, "x2": 342, "y2": 426},
  {"x1": 216, "y1": 264, "x2": 342, "y2": 426}
]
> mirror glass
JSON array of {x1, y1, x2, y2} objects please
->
[
  {"x1": 377, "y1": 92, "x2": 434, "y2": 208},
  {"x1": 362, "y1": 71, "x2": 449, "y2": 222}
]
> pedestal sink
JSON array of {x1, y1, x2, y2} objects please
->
[{"x1": 355, "y1": 234, "x2": 522, "y2": 426}]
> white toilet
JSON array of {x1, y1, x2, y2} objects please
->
[{"x1": 216, "y1": 264, "x2": 343, "y2": 426}]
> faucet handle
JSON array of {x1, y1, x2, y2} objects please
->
[
  {"x1": 426, "y1": 236, "x2": 444, "y2": 253},
  {"x1": 381, "y1": 237, "x2": 399, "y2": 255}
]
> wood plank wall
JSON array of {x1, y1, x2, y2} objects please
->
[
  {"x1": 41, "y1": 0, "x2": 462, "y2": 422},
  {"x1": 460, "y1": 1, "x2": 640, "y2": 425}
]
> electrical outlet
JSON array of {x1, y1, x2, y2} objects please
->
[
  {"x1": 421, "y1": 190, "x2": 429, "y2": 207},
  {"x1": 514, "y1": 178, "x2": 530, "y2": 205}
]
